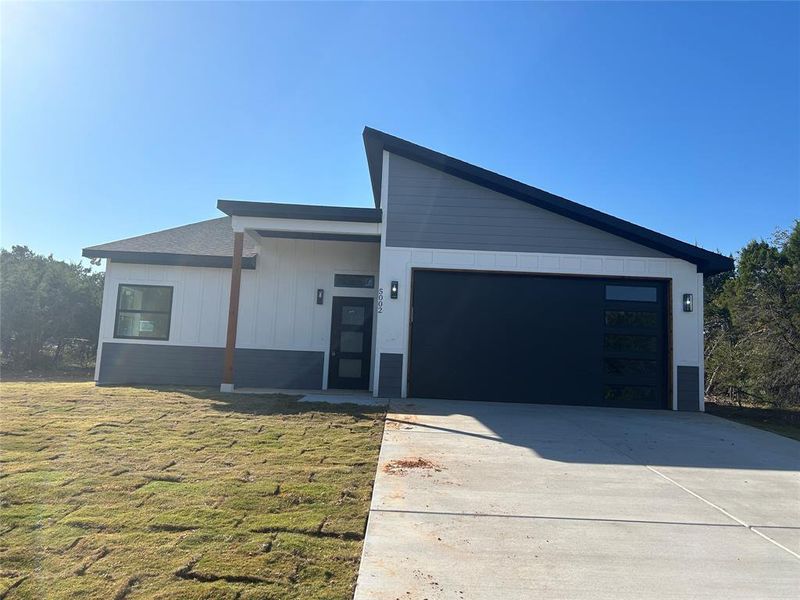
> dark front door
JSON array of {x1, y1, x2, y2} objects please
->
[
  {"x1": 408, "y1": 270, "x2": 668, "y2": 409},
  {"x1": 328, "y1": 297, "x2": 374, "y2": 390}
]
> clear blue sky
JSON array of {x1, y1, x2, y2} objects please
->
[{"x1": 2, "y1": 2, "x2": 798, "y2": 263}]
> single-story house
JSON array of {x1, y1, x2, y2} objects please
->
[{"x1": 83, "y1": 127, "x2": 732, "y2": 410}]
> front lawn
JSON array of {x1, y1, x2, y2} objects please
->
[{"x1": 0, "y1": 382, "x2": 385, "y2": 599}]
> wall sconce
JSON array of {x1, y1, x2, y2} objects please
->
[
  {"x1": 682, "y1": 293, "x2": 693, "y2": 312},
  {"x1": 390, "y1": 281, "x2": 399, "y2": 299},
  {"x1": 316, "y1": 289, "x2": 324, "y2": 305}
]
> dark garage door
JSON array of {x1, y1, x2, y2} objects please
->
[{"x1": 409, "y1": 270, "x2": 669, "y2": 409}]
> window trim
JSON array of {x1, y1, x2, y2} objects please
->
[{"x1": 113, "y1": 283, "x2": 174, "y2": 341}]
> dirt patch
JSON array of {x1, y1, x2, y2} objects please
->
[
  {"x1": 384, "y1": 420, "x2": 414, "y2": 431},
  {"x1": 382, "y1": 457, "x2": 442, "y2": 476},
  {"x1": 384, "y1": 415, "x2": 419, "y2": 430}
]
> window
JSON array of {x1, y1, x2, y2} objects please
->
[
  {"x1": 334, "y1": 274, "x2": 375, "y2": 289},
  {"x1": 338, "y1": 358, "x2": 363, "y2": 378},
  {"x1": 603, "y1": 358, "x2": 658, "y2": 377},
  {"x1": 605, "y1": 285, "x2": 657, "y2": 302},
  {"x1": 341, "y1": 305, "x2": 366, "y2": 326},
  {"x1": 604, "y1": 334, "x2": 658, "y2": 354},
  {"x1": 605, "y1": 310, "x2": 658, "y2": 329},
  {"x1": 114, "y1": 284, "x2": 173, "y2": 340},
  {"x1": 604, "y1": 385, "x2": 656, "y2": 405},
  {"x1": 340, "y1": 331, "x2": 364, "y2": 353}
]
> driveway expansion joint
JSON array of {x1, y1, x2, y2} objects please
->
[
  {"x1": 356, "y1": 400, "x2": 800, "y2": 599},
  {"x1": 558, "y1": 412, "x2": 800, "y2": 561}
]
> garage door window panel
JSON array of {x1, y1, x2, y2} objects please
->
[
  {"x1": 604, "y1": 310, "x2": 658, "y2": 329},
  {"x1": 604, "y1": 385, "x2": 657, "y2": 405},
  {"x1": 603, "y1": 358, "x2": 658, "y2": 380},
  {"x1": 604, "y1": 334, "x2": 658, "y2": 354},
  {"x1": 605, "y1": 285, "x2": 658, "y2": 302}
]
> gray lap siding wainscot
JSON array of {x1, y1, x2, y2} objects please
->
[
  {"x1": 677, "y1": 365, "x2": 701, "y2": 412},
  {"x1": 377, "y1": 353, "x2": 403, "y2": 398},
  {"x1": 98, "y1": 342, "x2": 324, "y2": 389}
]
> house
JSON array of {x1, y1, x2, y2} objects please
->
[{"x1": 82, "y1": 127, "x2": 733, "y2": 410}]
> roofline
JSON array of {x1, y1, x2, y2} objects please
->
[
  {"x1": 362, "y1": 127, "x2": 733, "y2": 275},
  {"x1": 81, "y1": 249, "x2": 257, "y2": 270},
  {"x1": 217, "y1": 199, "x2": 382, "y2": 223}
]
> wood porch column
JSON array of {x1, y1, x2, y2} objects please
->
[{"x1": 221, "y1": 231, "x2": 244, "y2": 392}]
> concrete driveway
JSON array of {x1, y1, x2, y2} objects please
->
[{"x1": 354, "y1": 399, "x2": 800, "y2": 599}]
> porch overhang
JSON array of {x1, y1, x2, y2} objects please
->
[
  {"x1": 217, "y1": 199, "x2": 382, "y2": 223},
  {"x1": 218, "y1": 200, "x2": 382, "y2": 243}
]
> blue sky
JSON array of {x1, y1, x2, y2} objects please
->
[{"x1": 2, "y1": 2, "x2": 798, "y2": 263}]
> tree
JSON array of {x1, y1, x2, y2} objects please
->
[
  {"x1": 0, "y1": 246, "x2": 104, "y2": 369},
  {"x1": 705, "y1": 221, "x2": 800, "y2": 407}
]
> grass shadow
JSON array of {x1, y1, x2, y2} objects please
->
[
  {"x1": 706, "y1": 402, "x2": 800, "y2": 442},
  {"x1": 114, "y1": 384, "x2": 383, "y2": 420},
  {"x1": 1, "y1": 367, "x2": 94, "y2": 382}
]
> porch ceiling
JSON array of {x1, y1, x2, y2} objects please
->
[{"x1": 231, "y1": 214, "x2": 381, "y2": 240}]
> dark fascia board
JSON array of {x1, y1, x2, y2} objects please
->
[
  {"x1": 217, "y1": 199, "x2": 382, "y2": 223},
  {"x1": 257, "y1": 230, "x2": 381, "y2": 243},
  {"x1": 362, "y1": 126, "x2": 733, "y2": 275},
  {"x1": 82, "y1": 249, "x2": 257, "y2": 270}
]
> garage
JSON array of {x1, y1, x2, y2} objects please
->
[{"x1": 408, "y1": 270, "x2": 669, "y2": 409}]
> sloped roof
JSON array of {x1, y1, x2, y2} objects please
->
[
  {"x1": 363, "y1": 127, "x2": 733, "y2": 274},
  {"x1": 82, "y1": 217, "x2": 257, "y2": 269}
]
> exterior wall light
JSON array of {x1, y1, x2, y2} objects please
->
[
  {"x1": 316, "y1": 289, "x2": 324, "y2": 305},
  {"x1": 683, "y1": 293, "x2": 693, "y2": 312},
  {"x1": 390, "y1": 281, "x2": 399, "y2": 299}
]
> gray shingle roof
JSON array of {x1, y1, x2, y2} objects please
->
[{"x1": 82, "y1": 217, "x2": 258, "y2": 269}]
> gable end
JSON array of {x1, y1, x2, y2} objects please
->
[
  {"x1": 364, "y1": 127, "x2": 733, "y2": 274},
  {"x1": 385, "y1": 154, "x2": 669, "y2": 259}
]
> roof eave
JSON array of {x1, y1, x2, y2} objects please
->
[
  {"x1": 217, "y1": 199, "x2": 382, "y2": 223},
  {"x1": 81, "y1": 249, "x2": 257, "y2": 270},
  {"x1": 697, "y1": 254, "x2": 735, "y2": 276}
]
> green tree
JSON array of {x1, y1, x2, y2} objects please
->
[
  {"x1": 705, "y1": 221, "x2": 800, "y2": 407},
  {"x1": 0, "y1": 246, "x2": 104, "y2": 369}
]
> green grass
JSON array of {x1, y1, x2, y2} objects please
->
[{"x1": 0, "y1": 382, "x2": 385, "y2": 599}]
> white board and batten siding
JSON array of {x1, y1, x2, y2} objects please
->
[{"x1": 95, "y1": 237, "x2": 380, "y2": 388}]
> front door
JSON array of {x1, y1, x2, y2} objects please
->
[{"x1": 328, "y1": 297, "x2": 374, "y2": 390}]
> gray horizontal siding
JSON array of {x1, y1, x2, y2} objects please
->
[
  {"x1": 98, "y1": 342, "x2": 323, "y2": 389},
  {"x1": 386, "y1": 155, "x2": 668, "y2": 258},
  {"x1": 677, "y1": 366, "x2": 701, "y2": 411},
  {"x1": 377, "y1": 353, "x2": 403, "y2": 398}
]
